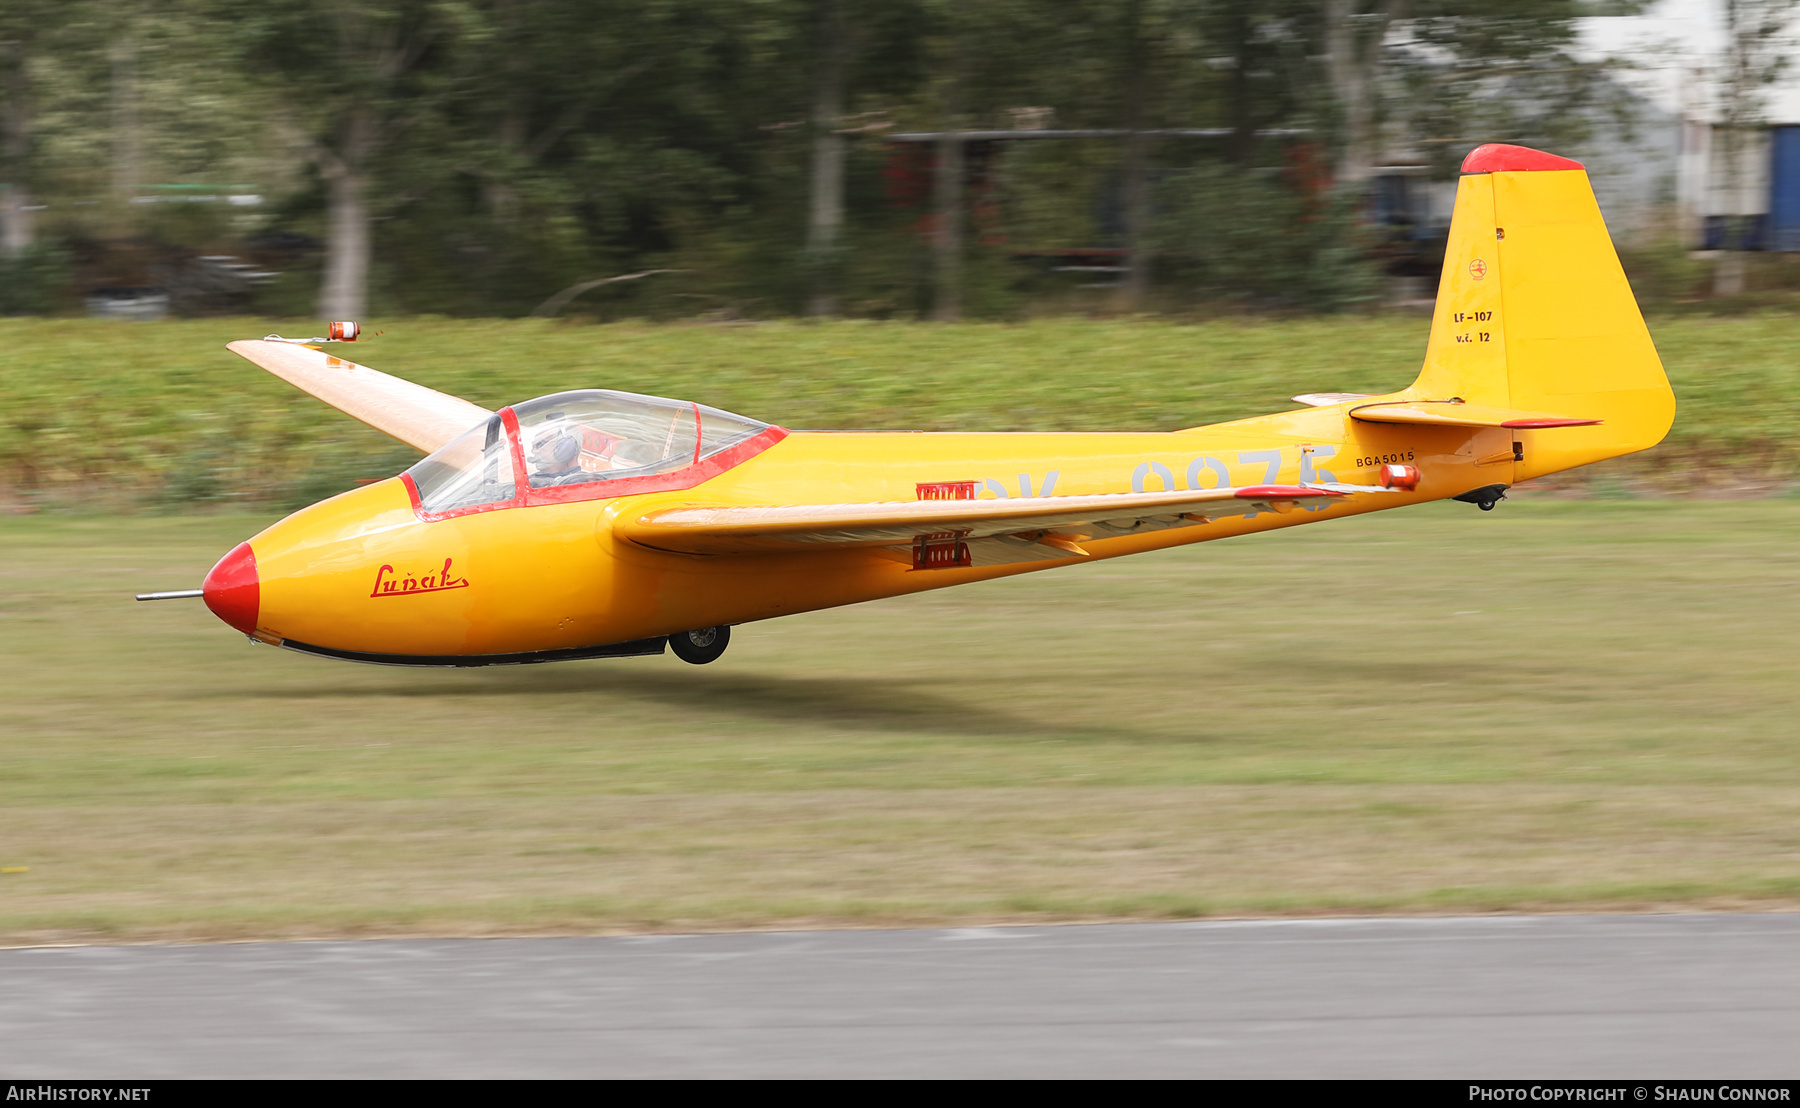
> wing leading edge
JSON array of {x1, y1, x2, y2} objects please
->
[
  {"x1": 619, "y1": 483, "x2": 1394, "y2": 565},
  {"x1": 226, "y1": 339, "x2": 493, "y2": 454}
]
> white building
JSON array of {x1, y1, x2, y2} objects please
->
[
  {"x1": 1374, "y1": 0, "x2": 1800, "y2": 250},
  {"x1": 1571, "y1": 0, "x2": 1800, "y2": 247}
]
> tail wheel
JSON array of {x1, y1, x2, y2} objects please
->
[
  {"x1": 669, "y1": 625, "x2": 730, "y2": 665},
  {"x1": 1452, "y1": 483, "x2": 1509, "y2": 512}
]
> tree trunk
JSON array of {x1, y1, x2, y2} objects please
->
[
  {"x1": 806, "y1": 0, "x2": 849, "y2": 317},
  {"x1": 1113, "y1": 3, "x2": 1151, "y2": 311},
  {"x1": 485, "y1": 107, "x2": 524, "y2": 224},
  {"x1": 319, "y1": 165, "x2": 371, "y2": 320},
  {"x1": 1326, "y1": 0, "x2": 1396, "y2": 188},
  {"x1": 318, "y1": 109, "x2": 376, "y2": 320},
  {"x1": 0, "y1": 39, "x2": 33, "y2": 258},
  {"x1": 1225, "y1": 3, "x2": 1255, "y2": 165},
  {"x1": 0, "y1": 184, "x2": 29, "y2": 259},
  {"x1": 111, "y1": 36, "x2": 140, "y2": 201},
  {"x1": 1713, "y1": 248, "x2": 1748, "y2": 297},
  {"x1": 930, "y1": 133, "x2": 963, "y2": 322},
  {"x1": 1115, "y1": 130, "x2": 1150, "y2": 310},
  {"x1": 485, "y1": 0, "x2": 524, "y2": 224}
]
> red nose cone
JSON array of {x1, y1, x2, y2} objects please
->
[{"x1": 203, "y1": 541, "x2": 260, "y2": 635}]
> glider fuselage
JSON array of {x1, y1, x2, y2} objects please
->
[{"x1": 238, "y1": 408, "x2": 1505, "y2": 662}]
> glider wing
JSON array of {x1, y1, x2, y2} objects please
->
[
  {"x1": 619, "y1": 483, "x2": 1391, "y2": 560},
  {"x1": 226, "y1": 339, "x2": 493, "y2": 454},
  {"x1": 1349, "y1": 400, "x2": 1600, "y2": 429}
]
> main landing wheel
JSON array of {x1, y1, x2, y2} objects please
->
[{"x1": 669, "y1": 625, "x2": 730, "y2": 665}]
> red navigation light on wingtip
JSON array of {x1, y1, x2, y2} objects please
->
[
  {"x1": 1461, "y1": 144, "x2": 1585, "y2": 175},
  {"x1": 327, "y1": 321, "x2": 359, "y2": 342},
  {"x1": 202, "y1": 541, "x2": 260, "y2": 634}
]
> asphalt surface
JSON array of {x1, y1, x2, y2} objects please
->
[{"x1": 3, "y1": 914, "x2": 1798, "y2": 1078}]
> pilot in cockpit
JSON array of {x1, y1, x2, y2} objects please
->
[{"x1": 530, "y1": 413, "x2": 586, "y2": 483}]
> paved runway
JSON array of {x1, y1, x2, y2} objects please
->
[{"x1": 3, "y1": 914, "x2": 1799, "y2": 1078}]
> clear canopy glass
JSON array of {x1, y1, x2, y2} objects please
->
[
  {"x1": 404, "y1": 390, "x2": 770, "y2": 512},
  {"x1": 406, "y1": 414, "x2": 517, "y2": 513},
  {"x1": 510, "y1": 390, "x2": 768, "y2": 490}
]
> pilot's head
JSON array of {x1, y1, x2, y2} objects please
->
[{"x1": 533, "y1": 424, "x2": 581, "y2": 475}]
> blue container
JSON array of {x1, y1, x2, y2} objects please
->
[{"x1": 1768, "y1": 126, "x2": 1800, "y2": 251}]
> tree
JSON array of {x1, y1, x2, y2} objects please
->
[
  {"x1": 0, "y1": 12, "x2": 37, "y2": 258},
  {"x1": 1037, "y1": 0, "x2": 1267, "y2": 310},
  {"x1": 1325, "y1": 1, "x2": 1405, "y2": 188},
  {"x1": 1391, "y1": 1, "x2": 1602, "y2": 169},
  {"x1": 1111, "y1": 0, "x2": 1156, "y2": 309},
  {"x1": 0, "y1": 2, "x2": 103, "y2": 258},
  {"x1": 229, "y1": 1, "x2": 465, "y2": 318},
  {"x1": 378, "y1": 0, "x2": 796, "y2": 317},
  {"x1": 913, "y1": 0, "x2": 1065, "y2": 319},
  {"x1": 804, "y1": 0, "x2": 851, "y2": 316},
  {"x1": 778, "y1": 0, "x2": 924, "y2": 316}
]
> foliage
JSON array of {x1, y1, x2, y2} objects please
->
[
  {"x1": 0, "y1": 242, "x2": 70, "y2": 314},
  {"x1": 1618, "y1": 235, "x2": 1712, "y2": 308},
  {"x1": 0, "y1": 0, "x2": 1446, "y2": 320},
  {"x1": 1390, "y1": 0, "x2": 1619, "y2": 174},
  {"x1": 1, "y1": 314, "x2": 1796, "y2": 510},
  {"x1": 1156, "y1": 165, "x2": 1382, "y2": 309},
  {"x1": 0, "y1": 2, "x2": 1761, "y2": 320}
]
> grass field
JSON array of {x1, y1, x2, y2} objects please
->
[
  {"x1": 3, "y1": 313, "x2": 1798, "y2": 508},
  {"x1": 3, "y1": 500, "x2": 1798, "y2": 943}
]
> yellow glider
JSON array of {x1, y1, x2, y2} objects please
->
[{"x1": 157, "y1": 142, "x2": 1674, "y2": 666}]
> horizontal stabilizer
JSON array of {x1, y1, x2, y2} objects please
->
[
  {"x1": 619, "y1": 483, "x2": 1393, "y2": 557},
  {"x1": 226, "y1": 339, "x2": 493, "y2": 454},
  {"x1": 1349, "y1": 400, "x2": 1600, "y2": 430}
]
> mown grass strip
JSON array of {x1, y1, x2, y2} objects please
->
[{"x1": 3, "y1": 502, "x2": 1799, "y2": 942}]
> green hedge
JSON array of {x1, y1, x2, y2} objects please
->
[{"x1": 1, "y1": 314, "x2": 1791, "y2": 508}]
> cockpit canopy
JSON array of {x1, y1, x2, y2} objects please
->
[
  {"x1": 406, "y1": 389, "x2": 771, "y2": 515},
  {"x1": 512, "y1": 390, "x2": 766, "y2": 488}
]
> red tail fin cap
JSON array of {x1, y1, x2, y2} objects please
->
[
  {"x1": 1461, "y1": 144, "x2": 1584, "y2": 174},
  {"x1": 202, "y1": 541, "x2": 260, "y2": 635}
]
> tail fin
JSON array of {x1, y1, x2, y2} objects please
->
[{"x1": 1410, "y1": 144, "x2": 1675, "y2": 480}]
